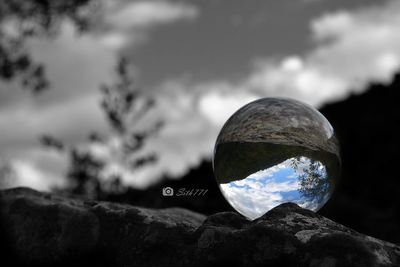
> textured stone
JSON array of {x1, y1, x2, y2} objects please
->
[{"x1": 0, "y1": 187, "x2": 399, "y2": 267}]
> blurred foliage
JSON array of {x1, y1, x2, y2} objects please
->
[
  {"x1": 100, "y1": 57, "x2": 164, "y2": 163},
  {"x1": 0, "y1": 0, "x2": 96, "y2": 93},
  {"x1": 0, "y1": 163, "x2": 16, "y2": 188},
  {"x1": 41, "y1": 58, "x2": 163, "y2": 199},
  {"x1": 291, "y1": 157, "x2": 330, "y2": 203},
  {"x1": 66, "y1": 149, "x2": 104, "y2": 197}
]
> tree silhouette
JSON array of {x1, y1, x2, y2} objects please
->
[
  {"x1": 2, "y1": 1, "x2": 163, "y2": 198},
  {"x1": 66, "y1": 149, "x2": 104, "y2": 197},
  {"x1": 0, "y1": 0, "x2": 96, "y2": 93},
  {"x1": 41, "y1": 58, "x2": 163, "y2": 199},
  {"x1": 0, "y1": 162, "x2": 16, "y2": 189},
  {"x1": 100, "y1": 57, "x2": 163, "y2": 167},
  {"x1": 290, "y1": 157, "x2": 330, "y2": 203}
]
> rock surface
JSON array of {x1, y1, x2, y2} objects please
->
[{"x1": 0, "y1": 187, "x2": 399, "y2": 267}]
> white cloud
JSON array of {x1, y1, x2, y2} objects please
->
[
  {"x1": 105, "y1": 1, "x2": 199, "y2": 29},
  {"x1": 281, "y1": 56, "x2": 304, "y2": 72},
  {"x1": 100, "y1": 0, "x2": 199, "y2": 49},
  {"x1": 220, "y1": 181, "x2": 285, "y2": 220},
  {"x1": 246, "y1": 163, "x2": 287, "y2": 181},
  {"x1": 201, "y1": 0, "x2": 400, "y2": 107},
  {"x1": 303, "y1": 3, "x2": 400, "y2": 95},
  {"x1": 198, "y1": 90, "x2": 259, "y2": 126},
  {"x1": 98, "y1": 32, "x2": 132, "y2": 50},
  {"x1": 9, "y1": 158, "x2": 66, "y2": 191}
]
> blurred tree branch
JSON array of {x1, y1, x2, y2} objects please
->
[
  {"x1": 41, "y1": 58, "x2": 163, "y2": 199},
  {"x1": 0, "y1": 0, "x2": 96, "y2": 93},
  {"x1": 290, "y1": 157, "x2": 330, "y2": 203},
  {"x1": 0, "y1": 162, "x2": 16, "y2": 188}
]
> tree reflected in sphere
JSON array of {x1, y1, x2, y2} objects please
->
[{"x1": 213, "y1": 98, "x2": 341, "y2": 220}]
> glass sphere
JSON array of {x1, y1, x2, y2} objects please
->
[{"x1": 213, "y1": 97, "x2": 341, "y2": 220}]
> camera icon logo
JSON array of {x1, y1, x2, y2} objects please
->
[{"x1": 162, "y1": 187, "x2": 174, "y2": 196}]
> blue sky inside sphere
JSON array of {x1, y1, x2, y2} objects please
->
[{"x1": 220, "y1": 157, "x2": 330, "y2": 220}]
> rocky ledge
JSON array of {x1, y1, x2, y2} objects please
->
[{"x1": 0, "y1": 188, "x2": 399, "y2": 267}]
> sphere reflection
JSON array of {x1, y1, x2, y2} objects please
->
[{"x1": 213, "y1": 98, "x2": 340, "y2": 220}]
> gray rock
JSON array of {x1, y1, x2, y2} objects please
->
[{"x1": 0, "y1": 187, "x2": 399, "y2": 267}]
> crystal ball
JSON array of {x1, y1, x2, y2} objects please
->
[{"x1": 213, "y1": 97, "x2": 341, "y2": 220}]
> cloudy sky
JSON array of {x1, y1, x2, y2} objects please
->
[
  {"x1": 1, "y1": 0, "x2": 400, "y2": 190},
  {"x1": 220, "y1": 157, "x2": 328, "y2": 220}
]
